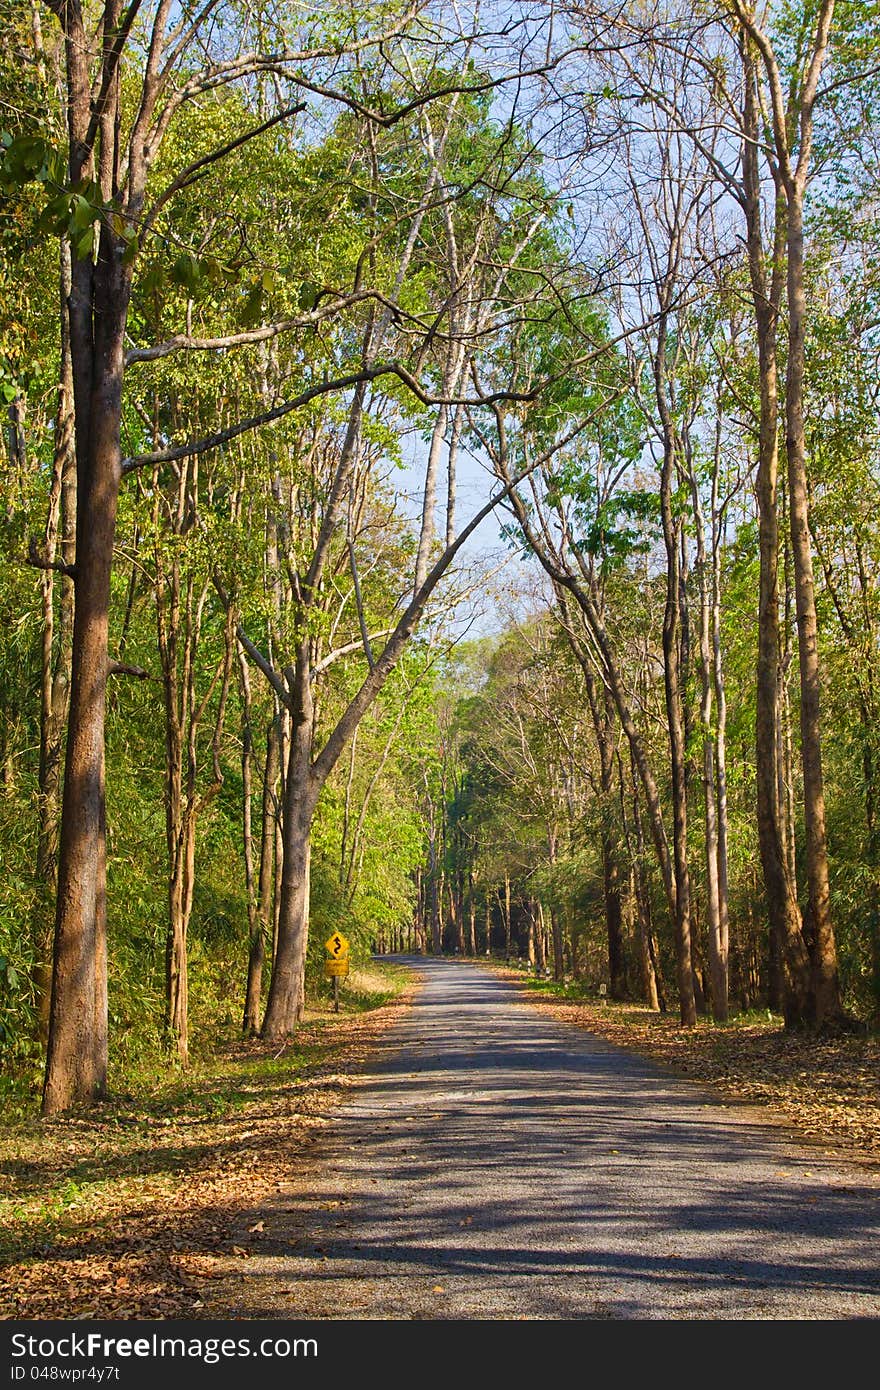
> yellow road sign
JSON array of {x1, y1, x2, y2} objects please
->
[
  {"x1": 324, "y1": 959, "x2": 349, "y2": 978},
  {"x1": 324, "y1": 931, "x2": 350, "y2": 959}
]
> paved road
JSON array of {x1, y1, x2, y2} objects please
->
[{"x1": 216, "y1": 958, "x2": 880, "y2": 1319}]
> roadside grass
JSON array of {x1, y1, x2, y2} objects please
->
[{"x1": 0, "y1": 958, "x2": 416, "y2": 1318}]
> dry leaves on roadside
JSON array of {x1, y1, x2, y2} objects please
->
[
  {"x1": 495, "y1": 966, "x2": 880, "y2": 1164},
  {"x1": 0, "y1": 986, "x2": 416, "y2": 1322}
]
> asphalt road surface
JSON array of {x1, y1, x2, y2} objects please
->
[{"x1": 215, "y1": 958, "x2": 880, "y2": 1319}]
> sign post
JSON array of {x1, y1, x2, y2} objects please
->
[{"x1": 324, "y1": 932, "x2": 350, "y2": 1012}]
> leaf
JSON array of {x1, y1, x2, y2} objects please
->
[
  {"x1": 239, "y1": 282, "x2": 264, "y2": 328},
  {"x1": 171, "y1": 252, "x2": 201, "y2": 292},
  {"x1": 3, "y1": 135, "x2": 49, "y2": 182},
  {"x1": 71, "y1": 195, "x2": 95, "y2": 231},
  {"x1": 200, "y1": 257, "x2": 225, "y2": 287},
  {"x1": 140, "y1": 263, "x2": 165, "y2": 296},
  {"x1": 38, "y1": 192, "x2": 73, "y2": 233},
  {"x1": 76, "y1": 225, "x2": 95, "y2": 261},
  {"x1": 297, "y1": 281, "x2": 319, "y2": 311}
]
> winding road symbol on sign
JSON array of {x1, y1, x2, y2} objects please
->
[{"x1": 325, "y1": 931, "x2": 349, "y2": 959}]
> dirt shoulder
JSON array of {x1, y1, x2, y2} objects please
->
[
  {"x1": 488, "y1": 962, "x2": 880, "y2": 1167},
  {"x1": 0, "y1": 967, "x2": 418, "y2": 1321}
]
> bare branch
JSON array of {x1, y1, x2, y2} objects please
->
[
  {"x1": 107, "y1": 660, "x2": 149, "y2": 678},
  {"x1": 212, "y1": 574, "x2": 289, "y2": 709}
]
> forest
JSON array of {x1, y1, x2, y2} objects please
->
[{"x1": 2, "y1": 0, "x2": 879, "y2": 1123}]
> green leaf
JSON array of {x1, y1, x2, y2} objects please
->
[
  {"x1": 71, "y1": 195, "x2": 94, "y2": 231},
  {"x1": 200, "y1": 256, "x2": 225, "y2": 286},
  {"x1": 140, "y1": 262, "x2": 165, "y2": 296},
  {"x1": 298, "y1": 281, "x2": 319, "y2": 311},
  {"x1": 171, "y1": 252, "x2": 201, "y2": 291},
  {"x1": 76, "y1": 224, "x2": 95, "y2": 260},
  {"x1": 239, "y1": 281, "x2": 264, "y2": 327}
]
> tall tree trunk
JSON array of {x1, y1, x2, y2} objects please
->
[
  {"x1": 582, "y1": 660, "x2": 626, "y2": 999},
  {"x1": 655, "y1": 315, "x2": 696, "y2": 1027},
  {"x1": 711, "y1": 480, "x2": 731, "y2": 1024},
  {"x1": 689, "y1": 432, "x2": 728, "y2": 1021},
  {"x1": 413, "y1": 867, "x2": 425, "y2": 953},
  {"x1": 238, "y1": 653, "x2": 258, "y2": 1031},
  {"x1": 261, "y1": 648, "x2": 316, "y2": 1040},
  {"x1": 862, "y1": 711, "x2": 880, "y2": 1024},
  {"x1": 784, "y1": 192, "x2": 842, "y2": 1027},
  {"x1": 618, "y1": 749, "x2": 659, "y2": 1011},
  {"x1": 535, "y1": 901, "x2": 546, "y2": 974},
  {"x1": 42, "y1": 238, "x2": 131, "y2": 1114},
  {"x1": 503, "y1": 873, "x2": 511, "y2": 959},
  {"x1": 740, "y1": 41, "x2": 813, "y2": 1027},
  {"x1": 245, "y1": 711, "x2": 280, "y2": 1029},
  {"x1": 551, "y1": 907, "x2": 564, "y2": 982},
  {"x1": 35, "y1": 240, "x2": 76, "y2": 1040},
  {"x1": 550, "y1": 583, "x2": 678, "y2": 938}
]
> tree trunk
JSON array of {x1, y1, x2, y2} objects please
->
[
  {"x1": 862, "y1": 712, "x2": 880, "y2": 1024},
  {"x1": 690, "y1": 433, "x2": 728, "y2": 1021},
  {"x1": 535, "y1": 901, "x2": 546, "y2": 973},
  {"x1": 413, "y1": 867, "x2": 425, "y2": 953},
  {"x1": 246, "y1": 712, "x2": 281, "y2": 1028},
  {"x1": 618, "y1": 749, "x2": 659, "y2": 1011},
  {"x1": 711, "y1": 484, "x2": 732, "y2": 1024},
  {"x1": 261, "y1": 649, "x2": 316, "y2": 1040},
  {"x1": 42, "y1": 239, "x2": 130, "y2": 1114},
  {"x1": 551, "y1": 906, "x2": 564, "y2": 982},
  {"x1": 35, "y1": 240, "x2": 76, "y2": 1040},
  {"x1": 740, "y1": 43, "x2": 813, "y2": 1028},
  {"x1": 583, "y1": 666, "x2": 626, "y2": 999},
  {"x1": 655, "y1": 315, "x2": 696, "y2": 1027},
  {"x1": 784, "y1": 192, "x2": 843, "y2": 1028},
  {"x1": 503, "y1": 873, "x2": 511, "y2": 960},
  {"x1": 551, "y1": 586, "x2": 678, "y2": 937}
]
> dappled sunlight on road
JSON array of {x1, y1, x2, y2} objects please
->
[{"x1": 209, "y1": 959, "x2": 880, "y2": 1320}]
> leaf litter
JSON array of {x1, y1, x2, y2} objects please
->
[
  {"x1": 0, "y1": 986, "x2": 416, "y2": 1321},
  {"x1": 493, "y1": 965, "x2": 880, "y2": 1164}
]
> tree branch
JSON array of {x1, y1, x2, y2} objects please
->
[
  {"x1": 124, "y1": 291, "x2": 381, "y2": 367},
  {"x1": 26, "y1": 538, "x2": 76, "y2": 579},
  {"x1": 107, "y1": 660, "x2": 149, "y2": 678},
  {"x1": 212, "y1": 574, "x2": 290, "y2": 709}
]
